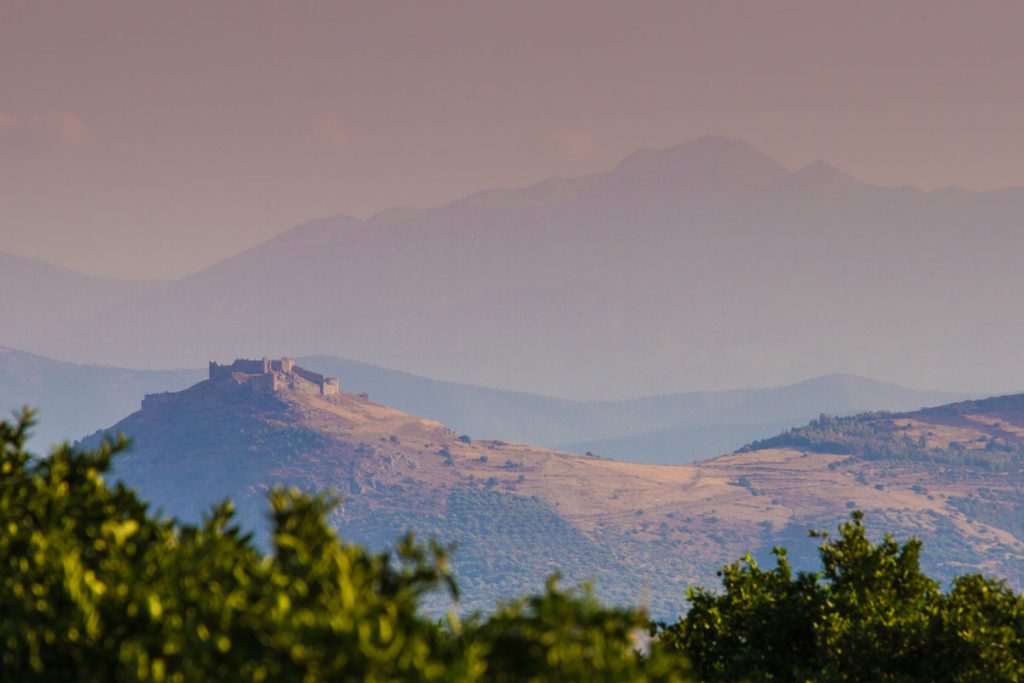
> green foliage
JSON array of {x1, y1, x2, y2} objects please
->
[
  {"x1": 741, "y1": 412, "x2": 907, "y2": 458},
  {"x1": 8, "y1": 407, "x2": 1024, "y2": 682},
  {"x1": 0, "y1": 410, "x2": 691, "y2": 681},
  {"x1": 741, "y1": 412, "x2": 1024, "y2": 470},
  {"x1": 467, "y1": 576, "x2": 691, "y2": 683},
  {"x1": 661, "y1": 511, "x2": 1024, "y2": 682},
  {"x1": 0, "y1": 409, "x2": 471, "y2": 681},
  {"x1": 930, "y1": 574, "x2": 1024, "y2": 681}
]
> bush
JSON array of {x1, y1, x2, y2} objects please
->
[{"x1": 659, "y1": 511, "x2": 1024, "y2": 682}]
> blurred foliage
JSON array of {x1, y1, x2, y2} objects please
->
[
  {"x1": 0, "y1": 410, "x2": 690, "y2": 681},
  {"x1": 6, "y1": 408, "x2": 1024, "y2": 681},
  {"x1": 467, "y1": 576, "x2": 688, "y2": 683},
  {"x1": 659, "y1": 511, "x2": 1024, "y2": 682}
]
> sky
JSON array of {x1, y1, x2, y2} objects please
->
[{"x1": 3, "y1": 0, "x2": 1024, "y2": 279}]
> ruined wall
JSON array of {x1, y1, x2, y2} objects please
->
[
  {"x1": 292, "y1": 366, "x2": 325, "y2": 385},
  {"x1": 209, "y1": 357, "x2": 337, "y2": 396},
  {"x1": 249, "y1": 372, "x2": 280, "y2": 393},
  {"x1": 209, "y1": 359, "x2": 267, "y2": 378},
  {"x1": 235, "y1": 359, "x2": 266, "y2": 374},
  {"x1": 209, "y1": 362, "x2": 227, "y2": 380}
]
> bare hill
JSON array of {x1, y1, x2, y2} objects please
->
[{"x1": 82, "y1": 367, "x2": 1024, "y2": 617}]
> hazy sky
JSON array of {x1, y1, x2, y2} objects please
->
[{"x1": 3, "y1": 0, "x2": 1024, "y2": 279}]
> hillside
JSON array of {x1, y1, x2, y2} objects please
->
[
  {"x1": 299, "y1": 356, "x2": 975, "y2": 463},
  {"x1": 20, "y1": 135, "x2": 1024, "y2": 398},
  {"x1": 83, "y1": 365, "x2": 1024, "y2": 617},
  {"x1": 0, "y1": 251, "x2": 162, "y2": 352}
]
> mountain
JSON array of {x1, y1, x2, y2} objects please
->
[
  {"x1": 83, "y1": 363, "x2": 1024, "y2": 617},
  {"x1": 0, "y1": 347, "x2": 203, "y2": 448},
  {"x1": 19, "y1": 135, "x2": 1024, "y2": 398},
  {"x1": 298, "y1": 356, "x2": 975, "y2": 463},
  {"x1": 0, "y1": 251, "x2": 162, "y2": 351}
]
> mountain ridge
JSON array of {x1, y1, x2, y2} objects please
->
[
  {"x1": 9, "y1": 134, "x2": 1024, "y2": 397},
  {"x1": 0, "y1": 344, "x2": 979, "y2": 461}
]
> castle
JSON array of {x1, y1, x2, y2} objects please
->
[
  {"x1": 139, "y1": 356, "x2": 341, "y2": 412},
  {"x1": 208, "y1": 357, "x2": 340, "y2": 396}
]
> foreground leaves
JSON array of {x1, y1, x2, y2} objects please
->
[
  {"x1": 660, "y1": 511, "x2": 1024, "y2": 682},
  {"x1": 0, "y1": 410, "x2": 688, "y2": 682},
  {"x1": 5, "y1": 407, "x2": 1023, "y2": 682}
]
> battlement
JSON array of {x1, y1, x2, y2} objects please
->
[{"x1": 208, "y1": 357, "x2": 340, "y2": 396}]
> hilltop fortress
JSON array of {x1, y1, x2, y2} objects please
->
[
  {"x1": 207, "y1": 357, "x2": 340, "y2": 396},
  {"x1": 138, "y1": 357, "x2": 340, "y2": 412}
]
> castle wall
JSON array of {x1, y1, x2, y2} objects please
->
[
  {"x1": 208, "y1": 362, "x2": 232, "y2": 380},
  {"x1": 209, "y1": 357, "x2": 337, "y2": 396},
  {"x1": 249, "y1": 372, "x2": 280, "y2": 393},
  {"x1": 292, "y1": 366, "x2": 326, "y2": 385},
  {"x1": 226, "y1": 359, "x2": 266, "y2": 375}
]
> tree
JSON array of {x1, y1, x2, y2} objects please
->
[
  {"x1": 661, "y1": 511, "x2": 1024, "y2": 683},
  {"x1": 0, "y1": 410, "x2": 692, "y2": 681},
  {"x1": 0, "y1": 409, "x2": 475, "y2": 681},
  {"x1": 467, "y1": 576, "x2": 690, "y2": 683}
]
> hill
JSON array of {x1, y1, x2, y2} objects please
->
[
  {"x1": 82, "y1": 362, "x2": 1024, "y2": 617},
  {"x1": 0, "y1": 347, "x2": 203, "y2": 449},
  {"x1": 0, "y1": 346, "x2": 969, "y2": 463},
  {"x1": 299, "y1": 356, "x2": 975, "y2": 463},
  {"x1": 0, "y1": 251, "x2": 162, "y2": 352}
]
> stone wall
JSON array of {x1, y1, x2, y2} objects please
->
[{"x1": 209, "y1": 357, "x2": 338, "y2": 396}]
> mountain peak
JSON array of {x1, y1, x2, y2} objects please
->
[
  {"x1": 612, "y1": 135, "x2": 789, "y2": 184},
  {"x1": 791, "y1": 160, "x2": 857, "y2": 185}
]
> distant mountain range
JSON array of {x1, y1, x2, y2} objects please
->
[
  {"x1": 299, "y1": 355, "x2": 975, "y2": 463},
  {"x1": 6, "y1": 135, "x2": 1024, "y2": 397},
  {"x1": 0, "y1": 347, "x2": 973, "y2": 462},
  {"x1": 83, "y1": 367, "x2": 1024, "y2": 617},
  {"x1": 0, "y1": 252, "x2": 164, "y2": 351},
  {"x1": 0, "y1": 347, "x2": 204, "y2": 448}
]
